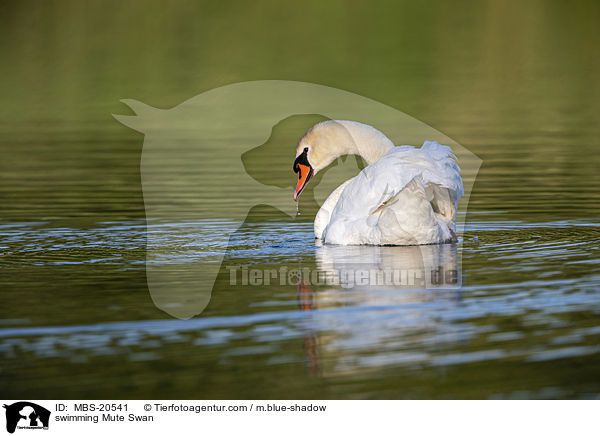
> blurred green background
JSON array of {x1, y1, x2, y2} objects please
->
[{"x1": 1, "y1": 0, "x2": 599, "y2": 221}]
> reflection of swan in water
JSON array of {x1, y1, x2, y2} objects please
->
[
  {"x1": 314, "y1": 242, "x2": 461, "y2": 297},
  {"x1": 297, "y1": 279, "x2": 321, "y2": 377},
  {"x1": 296, "y1": 243, "x2": 462, "y2": 376}
]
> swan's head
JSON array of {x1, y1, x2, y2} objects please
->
[{"x1": 293, "y1": 121, "x2": 354, "y2": 201}]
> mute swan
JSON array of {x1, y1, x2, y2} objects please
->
[{"x1": 293, "y1": 120, "x2": 463, "y2": 245}]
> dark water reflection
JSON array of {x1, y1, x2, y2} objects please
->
[{"x1": 1, "y1": 215, "x2": 599, "y2": 398}]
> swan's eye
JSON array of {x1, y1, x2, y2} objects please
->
[{"x1": 294, "y1": 147, "x2": 311, "y2": 173}]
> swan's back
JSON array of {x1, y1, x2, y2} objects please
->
[{"x1": 316, "y1": 141, "x2": 463, "y2": 245}]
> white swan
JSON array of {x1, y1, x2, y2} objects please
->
[{"x1": 293, "y1": 120, "x2": 463, "y2": 245}]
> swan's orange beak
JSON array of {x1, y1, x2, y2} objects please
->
[
  {"x1": 294, "y1": 163, "x2": 313, "y2": 201},
  {"x1": 293, "y1": 147, "x2": 314, "y2": 201}
]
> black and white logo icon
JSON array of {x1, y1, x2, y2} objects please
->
[{"x1": 3, "y1": 402, "x2": 50, "y2": 434}]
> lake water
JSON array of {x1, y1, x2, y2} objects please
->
[{"x1": 1, "y1": 1, "x2": 599, "y2": 399}]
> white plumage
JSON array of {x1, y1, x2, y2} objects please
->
[{"x1": 294, "y1": 121, "x2": 463, "y2": 246}]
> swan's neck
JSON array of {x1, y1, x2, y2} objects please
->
[{"x1": 318, "y1": 121, "x2": 394, "y2": 171}]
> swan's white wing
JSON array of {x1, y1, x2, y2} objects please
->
[{"x1": 322, "y1": 142, "x2": 463, "y2": 245}]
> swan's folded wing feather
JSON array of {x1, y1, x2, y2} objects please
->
[
  {"x1": 334, "y1": 143, "x2": 462, "y2": 216},
  {"x1": 321, "y1": 142, "x2": 463, "y2": 245}
]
